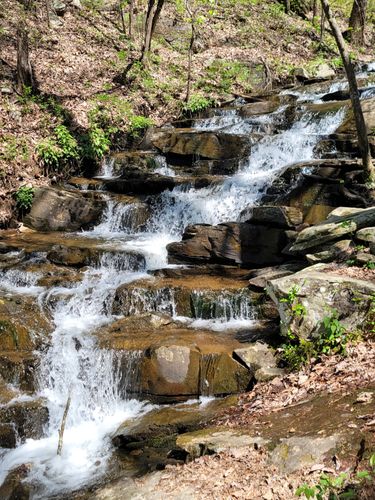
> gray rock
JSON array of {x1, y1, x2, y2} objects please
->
[
  {"x1": 326, "y1": 207, "x2": 364, "y2": 221},
  {"x1": 315, "y1": 63, "x2": 335, "y2": 80},
  {"x1": 294, "y1": 68, "x2": 310, "y2": 80},
  {"x1": 176, "y1": 427, "x2": 268, "y2": 459},
  {"x1": 234, "y1": 342, "x2": 276, "y2": 371},
  {"x1": 290, "y1": 207, "x2": 375, "y2": 253},
  {"x1": 271, "y1": 435, "x2": 339, "y2": 473},
  {"x1": 267, "y1": 265, "x2": 375, "y2": 340},
  {"x1": 306, "y1": 239, "x2": 353, "y2": 264},
  {"x1": 355, "y1": 252, "x2": 375, "y2": 265},
  {"x1": 255, "y1": 366, "x2": 285, "y2": 382},
  {"x1": 356, "y1": 227, "x2": 375, "y2": 244}
]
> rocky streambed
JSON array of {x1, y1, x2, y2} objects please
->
[{"x1": 1, "y1": 70, "x2": 375, "y2": 498}]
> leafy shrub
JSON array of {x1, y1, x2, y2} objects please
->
[
  {"x1": 129, "y1": 115, "x2": 154, "y2": 137},
  {"x1": 15, "y1": 186, "x2": 34, "y2": 212},
  {"x1": 183, "y1": 95, "x2": 213, "y2": 114},
  {"x1": 36, "y1": 125, "x2": 79, "y2": 172},
  {"x1": 280, "y1": 308, "x2": 356, "y2": 370},
  {"x1": 84, "y1": 125, "x2": 110, "y2": 159}
]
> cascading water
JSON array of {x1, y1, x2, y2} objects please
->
[{"x1": 0, "y1": 83, "x2": 349, "y2": 498}]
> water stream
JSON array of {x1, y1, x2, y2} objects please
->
[{"x1": 0, "y1": 84, "x2": 352, "y2": 497}]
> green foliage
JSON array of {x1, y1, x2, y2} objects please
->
[
  {"x1": 128, "y1": 115, "x2": 154, "y2": 137},
  {"x1": 280, "y1": 306, "x2": 355, "y2": 370},
  {"x1": 15, "y1": 185, "x2": 34, "y2": 212},
  {"x1": 82, "y1": 125, "x2": 110, "y2": 160},
  {"x1": 197, "y1": 59, "x2": 253, "y2": 94},
  {"x1": 296, "y1": 453, "x2": 375, "y2": 499},
  {"x1": 0, "y1": 136, "x2": 29, "y2": 163},
  {"x1": 318, "y1": 310, "x2": 349, "y2": 355},
  {"x1": 36, "y1": 125, "x2": 79, "y2": 170},
  {"x1": 280, "y1": 285, "x2": 307, "y2": 318},
  {"x1": 183, "y1": 95, "x2": 213, "y2": 114}
]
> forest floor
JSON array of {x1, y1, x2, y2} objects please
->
[
  {"x1": 1, "y1": 0, "x2": 375, "y2": 226},
  {"x1": 121, "y1": 340, "x2": 375, "y2": 499}
]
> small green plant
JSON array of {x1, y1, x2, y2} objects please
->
[
  {"x1": 128, "y1": 115, "x2": 154, "y2": 138},
  {"x1": 183, "y1": 94, "x2": 213, "y2": 114},
  {"x1": 15, "y1": 185, "x2": 34, "y2": 213},
  {"x1": 296, "y1": 453, "x2": 375, "y2": 499},
  {"x1": 340, "y1": 219, "x2": 353, "y2": 229},
  {"x1": 318, "y1": 310, "x2": 349, "y2": 355},
  {"x1": 363, "y1": 261, "x2": 375, "y2": 270},
  {"x1": 280, "y1": 285, "x2": 307, "y2": 318}
]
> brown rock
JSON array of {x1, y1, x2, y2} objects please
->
[{"x1": 24, "y1": 187, "x2": 104, "y2": 232}]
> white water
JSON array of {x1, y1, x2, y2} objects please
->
[
  {"x1": 98, "y1": 157, "x2": 116, "y2": 179},
  {"x1": 0, "y1": 88, "x2": 347, "y2": 498}
]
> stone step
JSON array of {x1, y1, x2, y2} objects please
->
[
  {"x1": 94, "y1": 313, "x2": 279, "y2": 403},
  {"x1": 112, "y1": 274, "x2": 262, "y2": 319},
  {"x1": 0, "y1": 230, "x2": 146, "y2": 269}
]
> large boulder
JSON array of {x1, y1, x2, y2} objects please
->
[
  {"x1": 150, "y1": 129, "x2": 251, "y2": 160},
  {"x1": 167, "y1": 223, "x2": 289, "y2": 266},
  {"x1": 24, "y1": 187, "x2": 104, "y2": 232},
  {"x1": 94, "y1": 313, "x2": 251, "y2": 403},
  {"x1": 266, "y1": 264, "x2": 375, "y2": 340}
]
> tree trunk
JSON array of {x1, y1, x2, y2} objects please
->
[
  {"x1": 320, "y1": 0, "x2": 374, "y2": 180},
  {"x1": 285, "y1": 0, "x2": 291, "y2": 14},
  {"x1": 16, "y1": 26, "x2": 34, "y2": 93},
  {"x1": 129, "y1": 0, "x2": 135, "y2": 39},
  {"x1": 348, "y1": 0, "x2": 367, "y2": 46},
  {"x1": 320, "y1": 4, "x2": 325, "y2": 42},
  {"x1": 119, "y1": 0, "x2": 126, "y2": 34},
  {"x1": 140, "y1": 0, "x2": 165, "y2": 62}
]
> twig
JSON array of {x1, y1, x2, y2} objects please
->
[{"x1": 57, "y1": 392, "x2": 72, "y2": 456}]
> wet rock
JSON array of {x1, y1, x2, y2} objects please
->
[
  {"x1": 150, "y1": 129, "x2": 251, "y2": 160},
  {"x1": 112, "y1": 274, "x2": 256, "y2": 318},
  {"x1": 270, "y1": 435, "x2": 338, "y2": 473},
  {"x1": 0, "y1": 294, "x2": 52, "y2": 352},
  {"x1": 290, "y1": 207, "x2": 375, "y2": 253},
  {"x1": 293, "y1": 67, "x2": 310, "y2": 81},
  {"x1": 0, "y1": 398, "x2": 49, "y2": 442},
  {"x1": 267, "y1": 264, "x2": 375, "y2": 340},
  {"x1": 240, "y1": 205, "x2": 303, "y2": 228},
  {"x1": 0, "y1": 464, "x2": 31, "y2": 500},
  {"x1": 239, "y1": 100, "x2": 279, "y2": 118},
  {"x1": 47, "y1": 244, "x2": 145, "y2": 269},
  {"x1": 95, "y1": 314, "x2": 251, "y2": 402},
  {"x1": 176, "y1": 427, "x2": 268, "y2": 459},
  {"x1": 167, "y1": 223, "x2": 289, "y2": 266},
  {"x1": 24, "y1": 187, "x2": 104, "y2": 232},
  {"x1": 0, "y1": 423, "x2": 17, "y2": 448},
  {"x1": 113, "y1": 396, "x2": 238, "y2": 448},
  {"x1": 0, "y1": 352, "x2": 39, "y2": 392},
  {"x1": 306, "y1": 239, "x2": 353, "y2": 264}
]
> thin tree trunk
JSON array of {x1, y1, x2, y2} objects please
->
[
  {"x1": 119, "y1": 0, "x2": 126, "y2": 34},
  {"x1": 348, "y1": 0, "x2": 367, "y2": 46},
  {"x1": 320, "y1": 5, "x2": 325, "y2": 43},
  {"x1": 185, "y1": 3, "x2": 195, "y2": 103},
  {"x1": 320, "y1": 0, "x2": 373, "y2": 180},
  {"x1": 129, "y1": 0, "x2": 135, "y2": 39},
  {"x1": 16, "y1": 25, "x2": 34, "y2": 93},
  {"x1": 285, "y1": 0, "x2": 291, "y2": 14},
  {"x1": 140, "y1": 0, "x2": 165, "y2": 63},
  {"x1": 313, "y1": 0, "x2": 318, "y2": 19},
  {"x1": 45, "y1": 0, "x2": 50, "y2": 27}
]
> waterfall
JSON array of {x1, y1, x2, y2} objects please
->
[{"x1": 0, "y1": 84, "x2": 349, "y2": 497}]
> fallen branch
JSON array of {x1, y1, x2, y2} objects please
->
[{"x1": 57, "y1": 392, "x2": 72, "y2": 456}]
